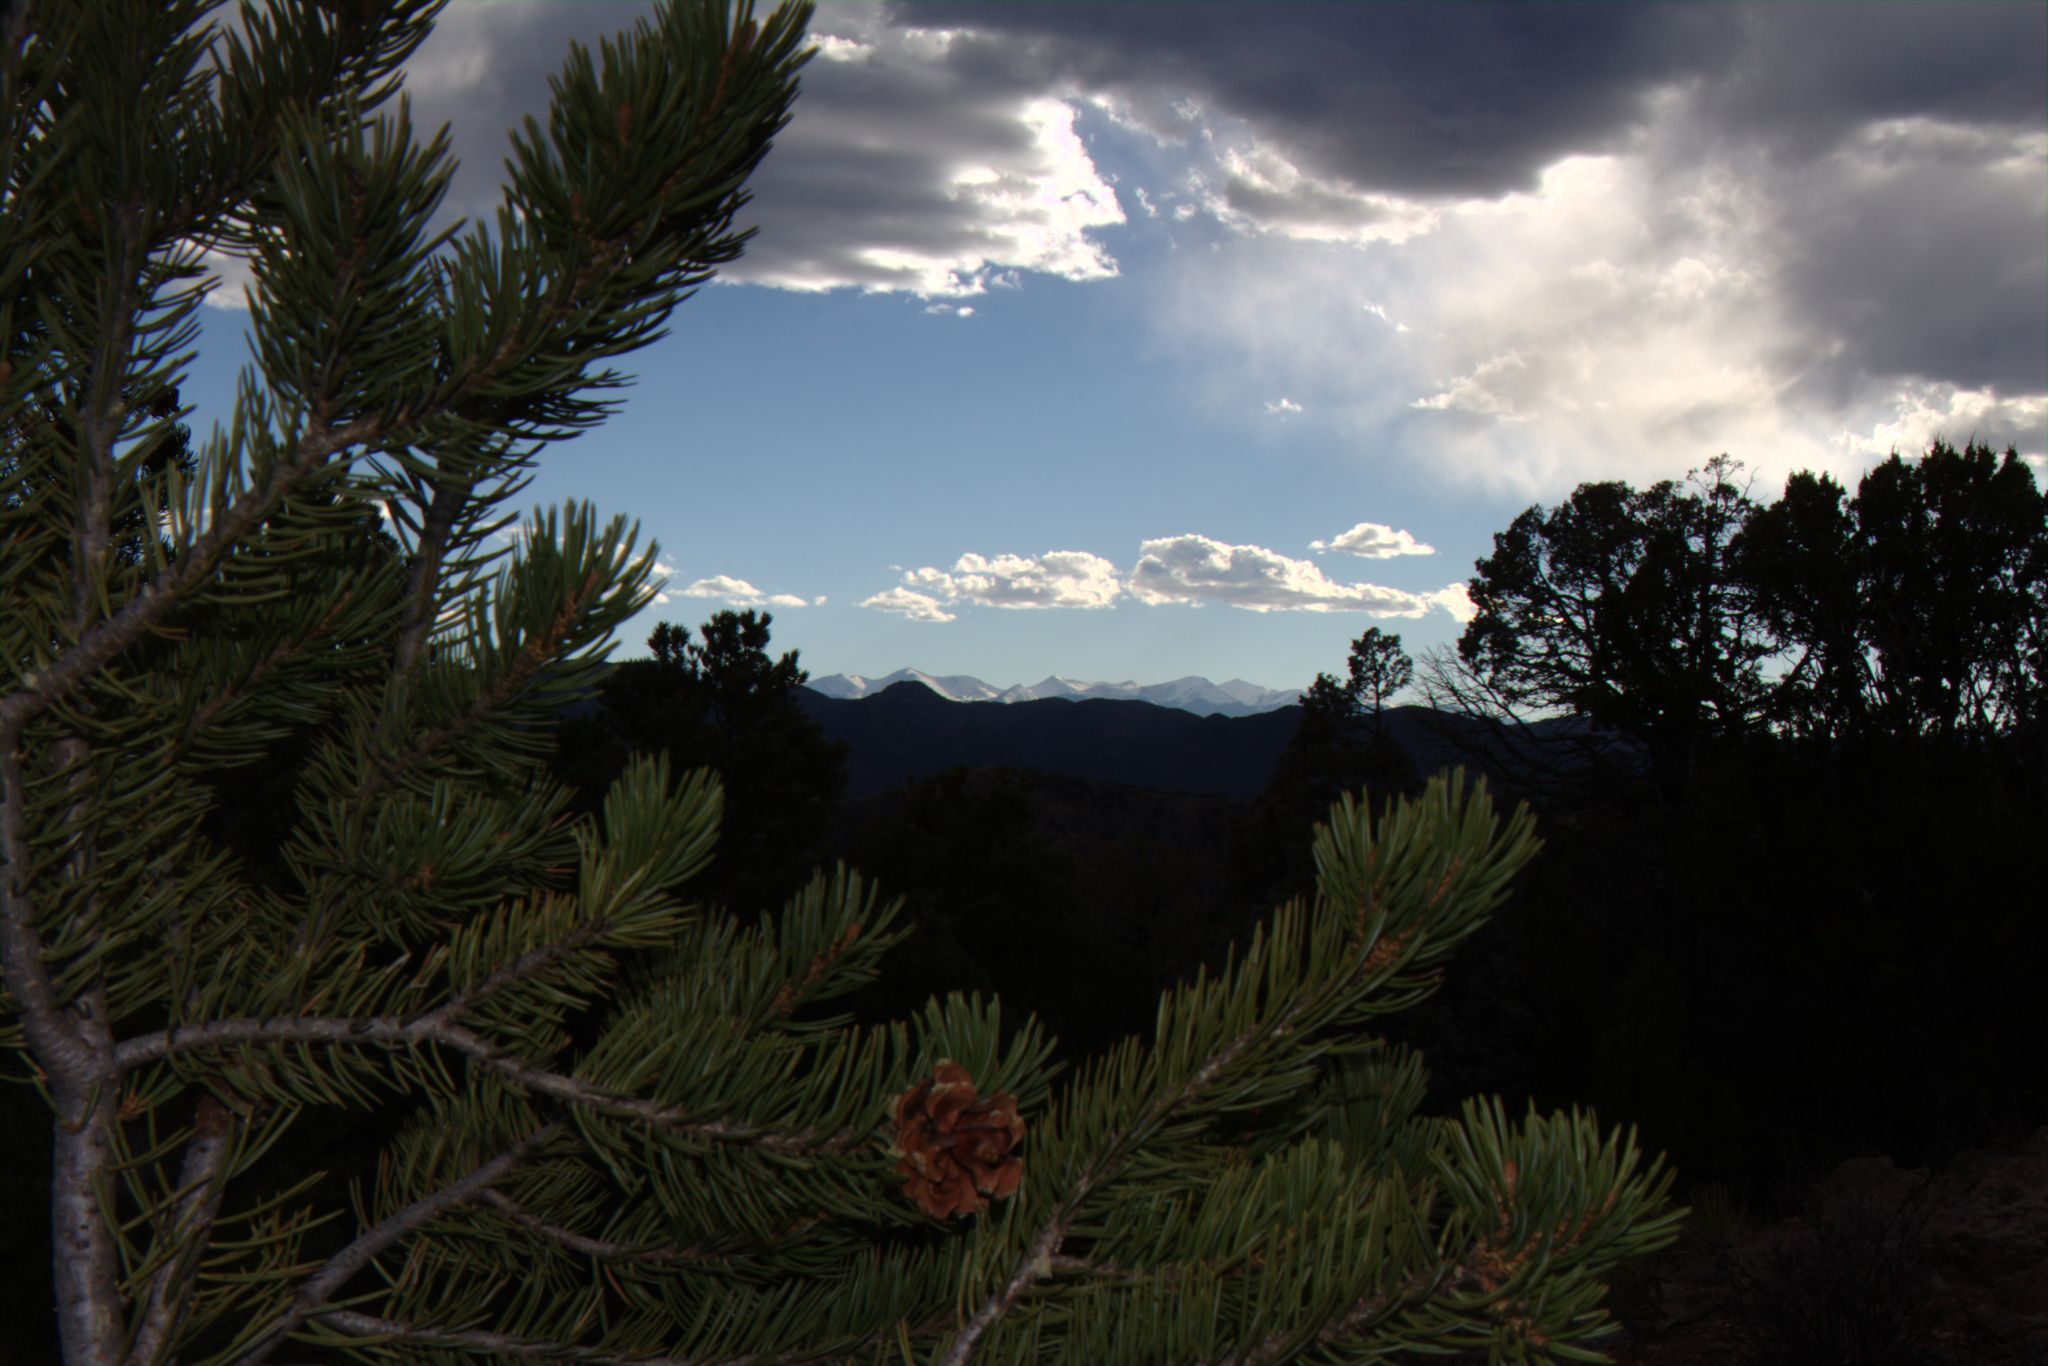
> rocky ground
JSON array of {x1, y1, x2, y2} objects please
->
[{"x1": 1590, "y1": 1126, "x2": 2048, "y2": 1365}]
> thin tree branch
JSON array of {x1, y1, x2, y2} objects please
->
[
  {"x1": 478, "y1": 1188, "x2": 815, "y2": 1266},
  {"x1": 308, "y1": 1307, "x2": 883, "y2": 1366},
  {"x1": 227, "y1": 1123, "x2": 560, "y2": 1366},
  {"x1": 114, "y1": 1012, "x2": 866, "y2": 1156},
  {"x1": 124, "y1": 1093, "x2": 238, "y2": 1366},
  {"x1": 0, "y1": 413, "x2": 386, "y2": 738},
  {"x1": 386, "y1": 474, "x2": 468, "y2": 685},
  {"x1": 360, "y1": 563, "x2": 605, "y2": 808}
]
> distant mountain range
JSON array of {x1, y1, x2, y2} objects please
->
[
  {"x1": 803, "y1": 669, "x2": 1301, "y2": 718},
  {"x1": 793, "y1": 682, "x2": 1301, "y2": 799}
]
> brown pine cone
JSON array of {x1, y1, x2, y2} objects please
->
[{"x1": 890, "y1": 1060, "x2": 1025, "y2": 1219}]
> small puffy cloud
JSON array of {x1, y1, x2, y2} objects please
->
[
  {"x1": 1264, "y1": 397, "x2": 1303, "y2": 416},
  {"x1": 858, "y1": 586, "x2": 956, "y2": 623},
  {"x1": 1126, "y1": 533, "x2": 1434, "y2": 615},
  {"x1": 1309, "y1": 522, "x2": 1436, "y2": 558},
  {"x1": 1430, "y1": 582, "x2": 1479, "y2": 624},
  {"x1": 678, "y1": 575, "x2": 810, "y2": 609},
  {"x1": 889, "y1": 550, "x2": 1124, "y2": 610}
]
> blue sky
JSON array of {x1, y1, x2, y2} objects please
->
[{"x1": 176, "y1": 1, "x2": 2047, "y2": 694}]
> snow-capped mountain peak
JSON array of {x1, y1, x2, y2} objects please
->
[{"x1": 803, "y1": 670, "x2": 1299, "y2": 717}]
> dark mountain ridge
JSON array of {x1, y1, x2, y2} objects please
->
[{"x1": 792, "y1": 680, "x2": 1610, "y2": 800}]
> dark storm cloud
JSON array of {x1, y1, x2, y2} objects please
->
[
  {"x1": 1774, "y1": 150, "x2": 2048, "y2": 400},
  {"x1": 200, "y1": 1, "x2": 2039, "y2": 467},
  {"x1": 909, "y1": 1, "x2": 1735, "y2": 199},
  {"x1": 1693, "y1": 3, "x2": 2048, "y2": 161},
  {"x1": 904, "y1": 0, "x2": 2045, "y2": 449},
  {"x1": 909, "y1": 1, "x2": 2044, "y2": 197}
]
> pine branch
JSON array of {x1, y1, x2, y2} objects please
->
[
  {"x1": 477, "y1": 1188, "x2": 811, "y2": 1267},
  {"x1": 227, "y1": 1123, "x2": 559, "y2": 1366},
  {"x1": 0, "y1": 744, "x2": 86, "y2": 1066},
  {"x1": 0, "y1": 411, "x2": 387, "y2": 738},
  {"x1": 305, "y1": 1309, "x2": 847, "y2": 1366},
  {"x1": 362, "y1": 563, "x2": 606, "y2": 806},
  {"x1": 124, "y1": 1093, "x2": 237, "y2": 1366},
  {"x1": 115, "y1": 1012, "x2": 866, "y2": 1156},
  {"x1": 387, "y1": 475, "x2": 471, "y2": 686},
  {"x1": 942, "y1": 991, "x2": 1317, "y2": 1364},
  {"x1": 171, "y1": 588, "x2": 362, "y2": 762}
]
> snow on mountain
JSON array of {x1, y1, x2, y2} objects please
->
[
  {"x1": 803, "y1": 670, "x2": 1300, "y2": 717},
  {"x1": 804, "y1": 668, "x2": 1005, "y2": 703}
]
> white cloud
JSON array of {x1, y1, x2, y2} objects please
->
[
  {"x1": 1832, "y1": 383, "x2": 2048, "y2": 465},
  {"x1": 1310, "y1": 522, "x2": 1435, "y2": 558},
  {"x1": 1126, "y1": 533, "x2": 1435, "y2": 615},
  {"x1": 811, "y1": 33, "x2": 876, "y2": 65},
  {"x1": 888, "y1": 550, "x2": 1124, "y2": 611},
  {"x1": 677, "y1": 575, "x2": 810, "y2": 610},
  {"x1": 1197, "y1": 138, "x2": 1441, "y2": 246},
  {"x1": 1139, "y1": 64, "x2": 2045, "y2": 500},
  {"x1": 729, "y1": 40, "x2": 1128, "y2": 299},
  {"x1": 1430, "y1": 582, "x2": 1478, "y2": 624},
  {"x1": 1263, "y1": 397, "x2": 1302, "y2": 417},
  {"x1": 858, "y1": 586, "x2": 956, "y2": 623}
]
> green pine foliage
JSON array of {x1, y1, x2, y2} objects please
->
[{"x1": 0, "y1": 2, "x2": 1681, "y2": 1361}]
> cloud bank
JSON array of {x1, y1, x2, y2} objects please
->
[
  {"x1": 861, "y1": 536, "x2": 1472, "y2": 621},
  {"x1": 189, "y1": 2, "x2": 2043, "y2": 496}
]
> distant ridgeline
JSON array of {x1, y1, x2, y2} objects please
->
[
  {"x1": 803, "y1": 668, "x2": 1300, "y2": 718},
  {"x1": 799, "y1": 683, "x2": 1612, "y2": 800},
  {"x1": 549, "y1": 668, "x2": 1609, "y2": 800}
]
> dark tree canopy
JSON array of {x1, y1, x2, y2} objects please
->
[
  {"x1": 1449, "y1": 441, "x2": 2047, "y2": 797},
  {"x1": 1301, "y1": 628, "x2": 1413, "y2": 729},
  {"x1": 1346, "y1": 627, "x2": 1414, "y2": 723},
  {"x1": 1737, "y1": 439, "x2": 2047, "y2": 745},
  {"x1": 1458, "y1": 456, "x2": 1768, "y2": 797},
  {"x1": 1851, "y1": 441, "x2": 2045, "y2": 740},
  {"x1": 551, "y1": 610, "x2": 845, "y2": 914}
]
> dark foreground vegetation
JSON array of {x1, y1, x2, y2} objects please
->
[
  {"x1": 535, "y1": 439, "x2": 2048, "y2": 1204},
  {"x1": 5, "y1": 0, "x2": 2039, "y2": 1355},
  {"x1": 528, "y1": 439, "x2": 2048, "y2": 1360}
]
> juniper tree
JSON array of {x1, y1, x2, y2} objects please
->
[{"x1": 0, "y1": 2, "x2": 1683, "y2": 1362}]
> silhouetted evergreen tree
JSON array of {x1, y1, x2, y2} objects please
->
[
  {"x1": 1232, "y1": 632, "x2": 1424, "y2": 918},
  {"x1": 1739, "y1": 440, "x2": 2046, "y2": 748},
  {"x1": 1460, "y1": 456, "x2": 1768, "y2": 799},
  {"x1": 550, "y1": 609, "x2": 846, "y2": 915}
]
